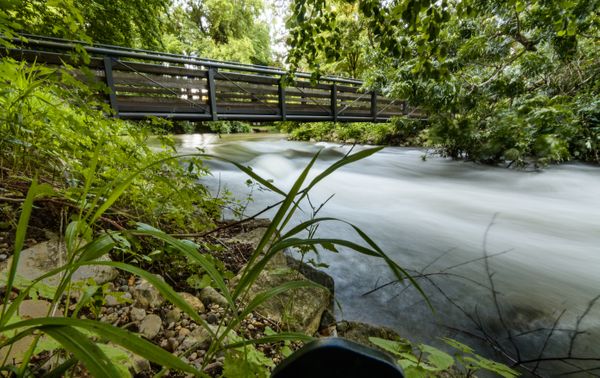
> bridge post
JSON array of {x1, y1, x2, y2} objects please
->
[
  {"x1": 207, "y1": 68, "x2": 218, "y2": 121},
  {"x1": 371, "y1": 92, "x2": 377, "y2": 122},
  {"x1": 331, "y1": 83, "x2": 338, "y2": 122},
  {"x1": 103, "y1": 57, "x2": 119, "y2": 116},
  {"x1": 278, "y1": 79, "x2": 287, "y2": 121}
]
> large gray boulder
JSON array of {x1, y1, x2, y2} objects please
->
[
  {"x1": 235, "y1": 253, "x2": 331, "y2": 335},
  {"x1": 0, "y1": 240, "x2": 118, "y2": 298}
]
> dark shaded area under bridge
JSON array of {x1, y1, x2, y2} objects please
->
[{"x1": 5, "y1": 34, "x2": 422, "y2": 123}]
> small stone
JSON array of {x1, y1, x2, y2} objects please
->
[
  {"x1": 167, "y1": 337, "x2": 179, "y2": 352},
  {"x1": 0, "y1": 254, "x2": 7, "y2": 261},
  {"x1": 177, "y1": 292, "x2": 205, "y2": 313},
  {"x1": 139, "y1": 314, "x2": 162, "y2": 339},
  {"x1": 119, "y1": 285, "x2": 129, "y2": 292},
  {"x1": 180, "y1": 325, "x2": 216, "y2": 350},
  {"x1": 179, "y1": 327, "x2": 191, "y2": 336},
  {"x1": 199, "y1": 287, "x2": 229, "y2": 308},
  {"x1": 18, "y1": 300, "x2": 62, "y2": 319},
  {"x1": 160, "y1": 339, "x2": 169, "y2": 349},
  {"x1": 133, "y1": 277, "x2": 165, "y2": 309},
  {"x1": 165, "y1": 330, "x2": 176, "y2": 338},
  {"x1": 132, "y1": 356, "x2": 151, "y2": 373},
  {"x1": 105, "y1": 295, "x2": 120, "y2": 307},
  {"x1": 167, "y1": 322, "x2": 175, "y2": 330},
  {"x1": 165, "y1": 309, "x2": 181, "y2": 324},
  {"x1": 206, "y1": 313, "x2": 218, "y2": 324},
  {"x1": 190, "y1": 352, "x2": 198, "y2": 360},
  {"x1": 130, "y1": 307, "x2": 146, "y2": 322}
]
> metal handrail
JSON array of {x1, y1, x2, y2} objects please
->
[{"x1": 8, "y1": 34, "x2": 364, "y2": 85}]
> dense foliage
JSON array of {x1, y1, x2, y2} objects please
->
[{"x1": 288, "y1": 0, "x2": 600, "y2": 165}]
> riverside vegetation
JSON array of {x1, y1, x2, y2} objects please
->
[
  {"x1": 0, "y1": 0, "x2": 524, "y2": 376},
  {"x1": 0, "y1": 52, "x2": 519, "y2": 377}
]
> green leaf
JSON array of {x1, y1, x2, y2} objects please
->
[
  {"x1": 420, "y1": 344, "x2": 454, "y2": 371},
  {"x1": 2, "y1": 318, "x2": 202, "y2": 376},
  {"x1": 42, "y1": 326, "x2": 122, "y2": 378},
  {"x1": 368, "y1": 337, "x2": 411, "y2": 356}
]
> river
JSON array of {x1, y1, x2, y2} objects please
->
[{"x1": 172, "y1": 133, "x2": 600, "y2": 375}]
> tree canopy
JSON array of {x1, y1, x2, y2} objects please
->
[{"x1": 287, "y1": 0, "x2": 600, "y2": 165}]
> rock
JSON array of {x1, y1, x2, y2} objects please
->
[
  {"x1": 132, "y1": 356, "x2": 151, "y2": 374},
  {"x1": 178, "y1": 292, "x2": 205, "y2": 313},
  {"x1": 233, "y1": 253, "x2": 331, "y2": 335},
  {"x1": 165, "y1": 308, "x2": 181, "y2": 324},
  {"x1": 167, "y1": 337, "x2": 179, "y2": 352},
  {"x1": 130, "y1": 307, "x2": 146, "y2": 322},
  {"x1": 180, "y1": 325, "x2": 218, "y2": 350},
  {"x1": 18, "y1": 299, "x2": 62, "y2": 319},
  {"x1": 0, "y1": 254, "x2": 7, "y2": 261},
  {"x1": 206, "y1": 313, "x2": 218, "y2": 324},
  {"x1": 336, "y1": 321, "x2": 403, "y2": 349},
  {"x1": 199, "y1": 286, "x2": 229, "y2": 308},
  {"x1": 0, "y1": 241, "x2": 117, "y2": 298},
  {"x1": 105, "y1": 295, "x2": 120, "y2": 307},
  {"x1": 133, "y1": 277, "x2": 165, "y2": 309},
  {"x1": 139, "y1": 314, "x2": 162, "y2": 339},
  {"x1": 178, "y1": 328, "x2": 191, "y2": 338},
  {"x1": 0, "y1": 300, "x2": 63, "y2": 365}
]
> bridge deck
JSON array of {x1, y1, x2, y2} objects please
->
[{"x1": 6, "y1": 35, "x2": 415, "y2": 122}]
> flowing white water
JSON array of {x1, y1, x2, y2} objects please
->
[{"x1": 174, "y1": 133, "x2": 600, "y2": 374}]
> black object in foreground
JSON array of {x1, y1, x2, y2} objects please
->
[{"x1": 271, "y1": 337, "x2": 404, "y2": 378}]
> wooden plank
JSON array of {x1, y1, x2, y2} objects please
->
[
  {"x1": 113, "y1": 60, "x2": 208, "y2": 77},
  {"x1": 216, "y1": 71, "x2": 279, "y2": 85},
  {"x1": 112, "y1": 71, "x2": 207, "y2": 89}
]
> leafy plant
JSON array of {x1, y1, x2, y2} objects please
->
[{"x1": 369, "y1": 336, "x2": 519, "y2": 378}]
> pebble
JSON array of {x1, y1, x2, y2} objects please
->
[
  {"x1": 0, "y1": 254, "x2": 7, "y2": 261},
  {"x1": 139, "y1": 314, "x2": 162, "y2": 339},
  {"x1": 167, "y1": 337, "x2": 179, "y2": 352},
  {"x1": 119, "y1": 285, "x2": 129, "y2": 292},
  {"x1": 178, "y1": 328, "x2": 191, "y2": 338},
  {"x1": 190, "y1": 352, "x2": 197, "y2": 360},
  {"x1": 130, "y1": 307, "x2": 146, "y2": 322},
  {"x1": 207, "y1": 313, "x2": 218, "y2": 324},
  {"x1": 165, "y1": 330, "x2": 176, "y2": 338},
  {"x1": 165, "y1": 309, "x2": 181, "y2": 324}
]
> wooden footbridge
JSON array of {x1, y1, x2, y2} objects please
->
[{"x1": 5, "y1": 35, "x2": 414, "y2": 122}]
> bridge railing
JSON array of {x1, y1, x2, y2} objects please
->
[{"x1": 4, "y1": 35, "x2": 412, "y2": 122}]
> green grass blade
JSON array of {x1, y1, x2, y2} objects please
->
[
  {"x1": 44, "y1": 357, "x2": 78, "y2": 378},
  {"x1": 3, "y1": 318, "x2": 202, "y2": 376},
  {"x1": 279, "y1": 217, "x2": 338, "y2": 240},
  {"x1": 233, "y1": 151, "x2": 321, "y2": 300},
  {"x1": 223, "y1": 332, "x2": 314, "y2": 349},
  {"x1": 129, "y1": 229, "x2": 233, "y2": 307},
  {"x1": 76, "y1": 261, "x2": 213, "y2": 332},
  {"x1": 226, "y1": 280, "x2": 324, "y2": 334},
  {"x1": 2, "y1": 177, "x2": 40, "y2": 318},
  {"x1": 303, "y1": 146, "x2": 383, "y2": 193},
  {"x1": 77, "y1": 232, "x2": 118, "y2": 262},
  {"x1": 42, "y1": 326, "x2": 122, "y2": 378}
]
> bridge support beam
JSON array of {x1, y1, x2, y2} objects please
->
[
  {"x1": 103, "y1": 56, "x2": 119, "y2": 116},
  {"x1": 371, "y1": 92, "x2": 377, "y2": 122},
  {"x1": 331, "y1": 83, "x2": 338, "y2": 122},
  {"x1": 207, "y1": 68, "x2": 218, "y2": 121},
  {"x1": 278, "y1": 79, "x2": 287, "y2": 121}
]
